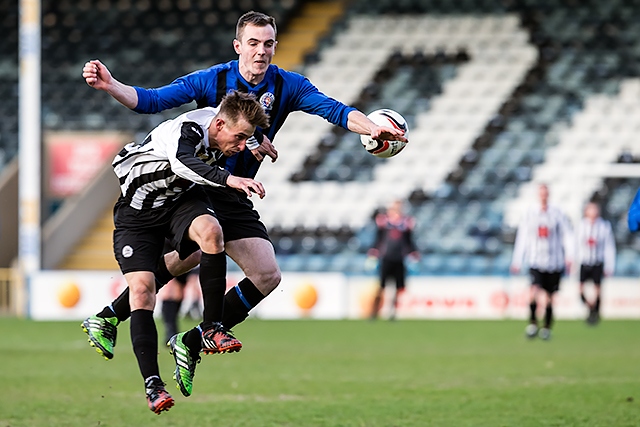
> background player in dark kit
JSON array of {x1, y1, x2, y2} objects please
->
[{"x1": 368, "y1": 199, "x2": 419, "y2": 320}]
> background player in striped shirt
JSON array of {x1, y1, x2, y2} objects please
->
[
  {"x1": 511, "y1": 184, "x2": 574, "y2": 340},
  {"x1": 368, "y1": 199, "x2": 419, "y2": 320},
  {"x1": 576, "y1": 202, "x2": 616, "y2": 325},
  {"x1": 81, "y1": 10, "x2": 407, "y2": 374},
  {"x1": 97, "y1": 91, "x2": 269, "y2": 413}
]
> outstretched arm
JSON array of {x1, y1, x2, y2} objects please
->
[
  {"x1": 288, "y1": 72, "x2": 406, "y2": 141},
  {"x1": 347, "y1": 110, "x2": 407, "y2": 141},
  {"x1": 82, "y1": 60, "x2": 138, "y2": 109}
]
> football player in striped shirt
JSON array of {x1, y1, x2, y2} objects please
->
[
  {"x1": 81, "y1": 9, "x2": 406, "y2": 386},
  {"x1": 100, "y1": 91, "x2": 269, "y2": 413},
  {"x1": 511, "y1": 184, "x2": 573, "y2": 340},
  {"x1": 576, "y1": 202, "x2": 616, "y2": 325}
]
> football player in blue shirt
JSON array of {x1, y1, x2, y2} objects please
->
[{"x1": 81, "y1": 11, "x2": 406, "y2": 396}]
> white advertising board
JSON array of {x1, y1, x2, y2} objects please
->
[
  {"x1": 346, "y1": 276, "x2": 640, "y2": 320},
  {"x1": 27, "y1": 271, "x2": 640, "y2": 320},
  {"x1": 29, "y1": 270, "x2": 128, "y2": 320},
  {"x1": 251, "y1": 272, "x2": 348, "y2": 319}
]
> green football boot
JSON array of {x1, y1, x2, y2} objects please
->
[
  {"x1": 168, "y1": 332, "x2": 201, "y2": 397},
  {"x1": 81, "y1": 315, "x2": 118, "y2": 360}
]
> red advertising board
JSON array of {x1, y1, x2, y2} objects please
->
[{"x1": 46, "y1": 132, "x2": 129, "y2": 197}]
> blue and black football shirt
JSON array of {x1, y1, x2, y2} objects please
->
[{"x1": 133, "y1": 60, "x2": 356, "y2": 179}]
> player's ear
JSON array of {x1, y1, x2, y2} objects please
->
[
  {"x1": 214, "y1": 117, "x2": 225, "y2": 131},
  {"x1": 233, "y1": 38, "x2": 241, "y2": 54}
]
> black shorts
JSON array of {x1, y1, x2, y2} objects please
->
[
  {"x1": 204, "y1": 186, "x2": 270, "y2": 243},
  {"x1": 173, "y1": 266, "x2": 200, "y2": 286},
  {"x1": 379, "y1": 259, "x2": 406, "y2": 290},
  {"x1": 580, "y1": 263, "x2": 604, "y2": 285},
  {"x1": 113, "y1": 188, "x2": 214, "y2": 274},
  {"x1": 529, "y1": 268, "x2": 563, "y2": 294}
]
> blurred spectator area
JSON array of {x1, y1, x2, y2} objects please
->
[{"x1": 0, "y1": 0, "x2": 300, "y2": 171}]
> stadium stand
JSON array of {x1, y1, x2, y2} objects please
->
[
  {"x1": 2, "y1": 0, "x2": 640, "y2": 276},
  {"x1": 505, "y1": 79, "x2": 640, "y2": 228},
  {"x1": 0, "y1": 0, "x2": 18, "y2": 169},
  {"x1": 39, "y1": 0, "x2": 299, "y2": 135},
  {"x1": 256, "y1": 13, "x2": 537, "y2": 272},
  {"x1": 266, "y1": 0, "x2": 640, "y2": 275}
]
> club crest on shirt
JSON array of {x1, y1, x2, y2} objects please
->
[
  {"x1": 538, "y1": 226, "x2": 549, "y2": 238},
  {"x1": 259, "y1": 92, "x2": 275, "y2": 111}
]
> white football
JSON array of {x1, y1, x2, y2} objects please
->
[{"x1": 360, "y1": 109, "x2": 408, "y2": 158}]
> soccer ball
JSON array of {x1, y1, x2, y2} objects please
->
[{"x1": 360, "y1": 109, "x2": 409, "y2": 158}]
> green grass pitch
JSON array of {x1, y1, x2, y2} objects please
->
[{"x1": 0, "y1": 318, "x2": 639, "y2": 426}]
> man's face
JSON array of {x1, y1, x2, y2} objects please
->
[
  {"x1": 233, "y1": 24, "x2": 277, "y2": 78},
  {"x1": 210, "y1": 116, "x2": 255, "y2": 157},
  {"x1": 538, "y1": 185, "x2": 549, "y2": 205},
  {"x1": 388, "y1": 200, "x2": 404, "y2": 217},
  {"x1": 585, "y1": 203, "x2": 599, "y2": 220}
]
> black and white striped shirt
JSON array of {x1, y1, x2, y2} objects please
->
[
  {"x1": 113, "y1": 107, "x2": 230, "y2": 210},
  {"x1": 512, "y1": 204, "x2": 573, "y2": 272},
  {"x1": 576, "y1": 217, "x2": 616, "y2": 275}
]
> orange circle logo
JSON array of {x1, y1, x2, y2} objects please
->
[
  {"x1": 294, "y1": 283, "x2": 318, "y2": 310},
  {"x1": 57, "y1": 282, "x2": 81, "y2": 308}
]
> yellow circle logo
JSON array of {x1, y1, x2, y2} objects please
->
[
  {"x1": 57, "y1": 282, "x2": 81, "y2": 308},
  {"x1": 294, "y1": 283, "x2": 318, "y2": 310}
]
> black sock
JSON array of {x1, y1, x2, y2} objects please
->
[
  {"x1": 529, "y1": 301, "x2": 537, "y2": 323},
  {"x1": 199, "y1": 252, "x2": 227, "y2": 327},
  {"x1": 162, "y1": 299, "x2": 182, "y2": 340},
  {"x1": 130, "y1": 309, "x2": 160, "y2": 380},
  {"x1": 544, "y1": 304, "x2": 553, "y2": 329},
  {"x1": 97, "y1": 257, "x2": 174, "y2": 323},
  {"x1": 182, "y1": 326, "x2": 203, "y2": 356},
  {"x1": 595, "y1": 296, "x2": 601, "y2": 313},
  {"x1": 580, "y1": 292, "x2": 587, "y2": 304},
  {"x1": 222, "y1": 278, "x2": 265, "y2": 329},
  {"x1": 97, "y1": 305, "x2": 118, "y2": 320},
  {"x1": 98, "y1": 289, "x2": 130, "y2": 323}
]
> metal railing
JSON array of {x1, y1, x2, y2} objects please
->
[{"x1": 0, "y1": 268, "x2": 17, "y2": 315}]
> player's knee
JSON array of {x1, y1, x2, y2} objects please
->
[
  {"x1": 196, "y1": 221, "x2": 224, "y2": 253},
  {"x1": 129, "y1": 281, "x2": 155, "y2": 310},
  {"x1": 258, "y1": 267, "x2": 281, "y2": 295}
]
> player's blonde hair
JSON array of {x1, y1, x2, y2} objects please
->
[
  {"x1": 218, "y1": 90, "x2": 270, "y2": 129},
  {"x1": 236, "y1": 11, "x2": 277, "y2": 40}
]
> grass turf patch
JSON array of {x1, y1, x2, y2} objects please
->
[{"x1": 0, "y1": 318, "x2": 638, "y2": 426}]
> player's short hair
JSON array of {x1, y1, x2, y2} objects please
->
[
  {"x1": 218, "y1": 90, "x2": 270, "y2": 129},
  {"x1": 236, "y1": 11, "x2": 277, "y2": 40}
]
